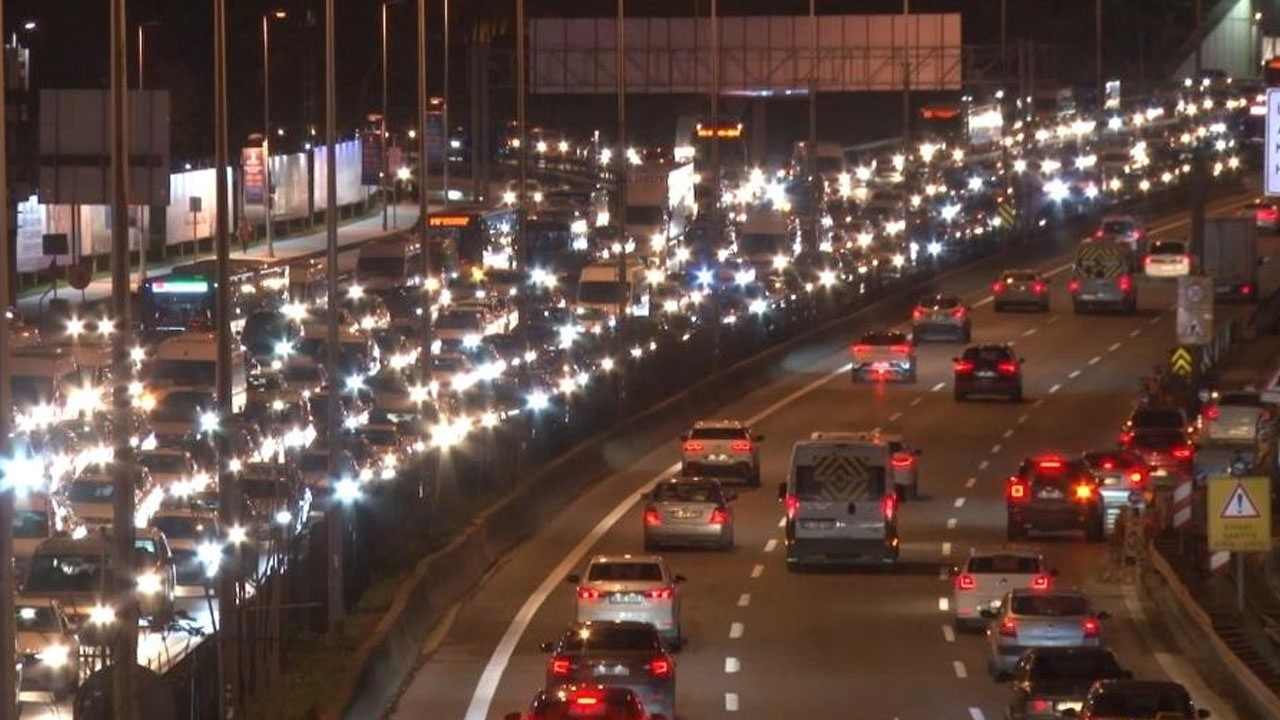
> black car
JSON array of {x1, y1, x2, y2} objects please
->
[
  {"x1": 1118, "y1": 406, "x2": 1196, "y2": 475},
  {"x1": 541, "y1": 621, "x2": 676, "y2": 720},
  {"x1": 1064, "y1": 679, "x2": 1210, "y2": 719},
  {"x1": 1006, "y1": 454, "x2": 1105, "y2": 541},
  {"x1": 1007, "y1": 647, "x2": 1130, "y2": 720},
  {"x1": 954, "y1": 344, "x2": 1024, "y2": 402},
  {"x1": 504, "y1": 684, "x2": 664, "y2": 720}
]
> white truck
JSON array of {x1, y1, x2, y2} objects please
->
[
  {"x1": 149, "y1": 331, "x2": 247, "y2": 415},
  {"x1": 355, "y1": 236, "x2": 423, "y2": 292},
  {"x1": 737, "y1": 213, "x2": 794, "y2": 270},
  {"x1": 1203, "y1": 216, "x2": 1280, "y2": 301},
  {"x1": 624, "y1": 163, "x2": 696, "y2": 254},
  {"x1": 575, "y1": 261, "x2": 650, "y2": 321}
]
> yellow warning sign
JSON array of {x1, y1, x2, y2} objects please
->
[
  {"x1": 1169, "y1": 346, "x2": 1195, "y2": 376},
  {"x1": 1207, "y1": 476, "x2": 1272, "y2": 552},
  {"x1": 997, "y1": 202, "x2": 1016, "y2": 227}
]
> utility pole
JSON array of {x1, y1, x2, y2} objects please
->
[
  {"x1": 442, "y1": 0, "x2": 452, "y2": 205},
  {"x1": 1000, "y1": 0, "x2": 1008, "y2": 79},
  {"x1": 1095, "y1": 0, "x2": 1103, "y2": 100},
  {"x1": 213, "y1": 0, "x2": 242, "y2": 714},
  {"x1": 381, "y1": 1, "x2": 396, "y2": 231},
  {"x1": 709, "y1": 0, "x2": 722, "y2": 373},
  {"x1": 110, "y1": 0, "x2": 139, "y2": 717},
  {"x1": 0, "y1": 0, "x2": 18, "y2": 713},
  {"x1": 1194, "y1": 0, "x2": 1203, "y2": 77},
  {"x1": 263, "y1": 11, "x2": 285, "y2": 258},
  {"x1": 808, "y1": 0, "x2": 819, "y2": 253},
  {"x1": 517, "y1": 0, "x2": 529, "y2": 355},
  {"x1": 616, "y1": 0, "x2": 628, "y2": 335},
  {"x1": 417, "y1": 0, "x2": 434, "y2": 380},
  {"x1": 902, "y1": 0, "x2": 911, "y2": 141},
  {"x1": 136, "y1": 21, "x2": 159, "y2": 289},
  {"x1": 325, "y1": 0, "x2": 346, "y2": 631}
]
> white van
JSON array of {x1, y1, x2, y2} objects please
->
[
  {"x1": 778, "y1": 432, "x2": 898, "y2": 568},
  {"x1": 355, "y1": 236, "x2": 422, "y2": 292},
  {"x1": 9, "y1": 347, "x2": 83, "y2": 421},
  {"x1": 149, "y1": 331, "x2": 247, "y2": 414},
  {"x1": 575, "y1": 261, "x2": 651, "y2": 318}
]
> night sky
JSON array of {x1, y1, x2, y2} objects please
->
[{"x1": 8, "y1": 0, "x2": 1196, "y2": 162}]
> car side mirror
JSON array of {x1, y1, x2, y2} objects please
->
[
  {"x1": 539, "y1": 641, "x2": 554, "y2": 653},
  {"x1": 1096, "y1": 610, "x2": 1112, "y2": 620},
  {"x1": 674, "y1": 574, "x2": 687, "y2": 583},
  {"x1": 979, "y1": 608, "x2": 998, "y2": 619},
  {"x1": 777, "y1": 483, "x2": 787, "y2": 501},
  {"x1": 565, "y1": 574, "x2": 580, "y2": 585},
  {"x1": 679, "y1": 433, "x2": 690, "y2": 442}
]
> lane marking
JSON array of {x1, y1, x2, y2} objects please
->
[
  {"x1": 1130, "y1": 328, "x2": 1142, "y2": 338},
  {"x1": 725, "y1": 657, "x2": 740, "y2": 674},
  {"x1": 942, "y1": 541, "x2": 952, "y2": 556},
  {"x1": 750, "y1": 563, "x2": 764, "y2": 579},
  {"x1": 1088, "y1": 356, "x2": 1101, "y2": 365},
  {"x1": 970, "y1": 709, "x2": 986, "y2": 720},
  {"x1": 737, "y1": 593, "x2": 750, "y2": 608},
  {"x1": 1022, "y1": 327, "x2": 1038, "y2": 336},
  {"x1": 889, "y1": 411, "x2": 903, "y2": 422},
  {"x1": 1108, "y1": 342, "x2": 1122, "y2": 352},
  {"x1": 954, "y1": 660, "x2": 968, "y2": 679},
  {"x1": 729, "y1": 621, "x2": 744, "y2": 638},
  {"x1": 1048, "y1": 315, "x2": 1060, "y2": 323},
  {"x1": 1034, "y1": 398, "x2": 1045, "y2": 407},
  {"x1": 946, "y1": 518, "x2": 958, "y2": 529},
  {"x1": 777, "y1": 517, "x2": 785, "y2": 528},
  {"x1": 954, "y1": 498, "x2": 966, "y2": 508},
  {"x1": 978, "y1": 460, "x2": 990, "y2": 471},
  {"x1": 725, "y1": 693, "x2": 739, "y2": 712},
  {"x1": 1148, "y1": 315, "x2": 1162, "y2": 325},
  {"x1": 1003, "y1": 429, "x2": 1014, "y2": 439},
  {"x1": 910, "y1": 397, "x2": 923, "y2": 407},
  {"x1": 965, "y1": 477, "x2": 976, "y2": 488},
  {"x1": 943, "y1": 625, "x2": 956, "y2": 643},
  {"x1": 938, "y1": 597, "x2": 950, "y2": 611},
  {"x1": 763, "y1": 539, "x2": 777, "y2": 553},
  {"x1": 1049, "y1": 383, "x2": 1062, "y2": 394},
  {"x1": 991, "y1": 444, "x2": 1002, "y2": 454},
  {"x1": 931, "y1": 382, "x2": 946, "y2": 392},
  {"x1": 1018, "y1": 414, "x2": 1029, "y2": 424},
  {"x1": 1068, "y1": 370, "x2": 1082, "y2": 379}
]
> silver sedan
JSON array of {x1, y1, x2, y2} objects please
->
[
  {"x1": 984, "y1": 588, "x2": 1110, "y2": 680},
  {"x1": 643, "y1": 477, "x2": 735, "y2": 551}
]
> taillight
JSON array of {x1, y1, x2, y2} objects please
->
[
  {"x1": 1118, "y1": 275, "x2": 1133, "y2": 293},
  {"x1": 1171, "y1": 444, "x2": 1194, "y2": 460},
  {"x1": 646, "y1": 587, "x2": 675, "y2": 600},
  {"x1": 1007, "y1": 479, "x2": 1029, "y2": 502},
  {"x1": 573, "y1": 694, "x2": 602, "y2": 707},
  {"x1": 1037, "y1": 459, "x2": 1062, "y2": 470},
  {"x1": 891, "y1": 344, "x2": 912, "y2": 355},
  {"x1": 784, "y1": 493, "x2": 799, "y2": 519},
  {"x1": 950, "y1": 306, "x2": 967, "y2": 319},
  {"x1": 890, "y1": 453, "x2": 914, "y2": 469},
  {"x1": 1068, "y1": 279, "x2": 1081, "y2": 294},
  {"x1": 1240, "y1": 283, "x2": 1254, "y2": 296},
  {"x1": 998, "y1": 618, "x2": 1018, "y2": 637},
  {"x1": 1118, "y1": 431, "x2": 1133, "y2": 446},
  {"x1": 576, "y1": 587, "x2": 602, "y2": 600},
  {"x1": 551, "y1": 656, "x2": 573, "y2": 676},
  {"x1": 1028, "y1": 698, "x2": 1053, "y2": 713},
  {"x1": 955, "y1": 573, "x2": 976, "y2": 591},
  {"x1": 1074, "y1": 483, "x2": 1095, "y2": 501},
  {"x1": 997, "y1": 360, "x2": 1019, "y2": 375},
  {"x1": 852, "y1": 343, "x2": 869, "y2": 356},
  {"x1": 954, "y1": 360, "x2": 975, "y2": 374},
  {"x1": 1128, "y1": 471, "x2": 1145, "y2": 487},
  {"x1": 1093, "y1": 229, "x2": 1104, "y2": 238},
  {"x1": 643, "y1": 508, "x2": 662, "y2": 526},
  {"x1": 648, "y1": 657, "x2": 673, "y2": 678},
  {"x1": 1082, "y1": 617, "x2": 1101, "y2": 639},
  {"x1": 881, "y1": 494, "x2": 898, "y2": 521},
  {"x1": 708, "y1": 508, "x2": 728, "y2": 525},
  {"x1": 729, "y1": 440, "x2": 753, "y2": 452},
  {"x1": 992, "y1": 281, "x2": 1005, "y2": 293},
  {"x1": 682, "y1": 440, "x2": 705, "y2": 452},
  {"x1": 1031, "y1": 574, "x2": 1052, "y2": 590},
  {"x1": 912, "y1": 307, "x2": 926, "y2": 320},
  {"x1": 1031, "y1": 281, "x2": 1046, "y2": 294},
  {"x1": 1203, "y1": 406, "x2": 1220, "y2": 420}
]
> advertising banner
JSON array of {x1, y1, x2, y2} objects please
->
[
  {"x1": 242, "y1": 146, "x2": 266, "y2": 207},
  {"x1": 361, "y1": 130, "x2": 383, "y2": 186}
]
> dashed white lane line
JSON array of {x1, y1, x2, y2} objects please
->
[
  {"x1": 931, "y1": 382, "x2": 946, "y2": 392},
  {"x1": 737, "y1": 594, "x2": 750, "y2": 608},
  {"x1": 942, "y1": 625, "x2": 956, "y2": 643},
  {"x1": 725, "y1": 657, "x2": 740, "y2": 673},
  {"x1": 1034, "y1": 398, "x2": 1045, "y2": 407},
  {"x1": 969, "y1": 708, "x2": 986, "y2": 720},
  {"x1": 910, "y1": 397, "x2": 923, "y2": 406},
  {"x1": 1049, "y1": 383, "x2": 1062, "y2": 393},
  {"x1": 978, "y1": 460, "x2": 990, "y2": 470},
  {"x1": 946, "y1": 518, "x2": 958, "y2": 529},
  {"x1": 1022, "y1": 327, "x2": 1037, "y2": 336},
  {"x1": 991, "y1": 444, "x2": 1002, "y2": 454},
  {"x1": 1088, "y1": 355, "x2": 1102, "y2": 365},
  {"x1": 777, "y1": 517, "x2": 785, "y2": 528},
  {"x1": 1003, "y1": 429, "x2": 1014, "y2": 439},
  {"x1": 1068, "y1": 369, "x2": 1082, "y2": 379},
  {"x1": 1108, "y1": 342, "x2": 1122, "y2": 352},
  {"x1": 954, "y1": 497, "x2": 966, "y2": 508},
  {"x1": 729, "y1": 621, "x2": 744, "y2": 638},
  {"x1": 1130, "y1": 328, "x2": 1142, "y2": 338},
  {"x1": 942, "y1": 541, "x2": 952, "y2": 556},
  {"x1": 1048, "y1": 315, "x2": 1060, "y2": 323},
  {"x1": 725, "y1": 693, "x2": 739, "y2": 712},
  {"x1": 750, "y1": 564, "x2": 764, "y2": 578},
  {"x1": 938, "y1": 597, "x2": 950, "y2": 612},
  {"x1": 953, "y1": 660, "x2": 968, "y2": 678},
  {"x1": 763, "y1": 539, "x2": 777, "y2": 553},
  {"x1": 1148, "y1": 315, "x2": 1162, "y2": 325},
  {"x1": 965, "y1": 477, "x2": 976, "y2": 488},
  {"x1": 889, "y1": 411, "x2": 903, "y2": 422},
  {"x1": 1018, "y1": 414, "x2": 1029, "y2": 424}
]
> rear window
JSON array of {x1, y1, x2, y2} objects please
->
[
  {"x1": 794, "y1": 463, "x2": 886, "y2": 500},
  {"x1": 919, "y1": 296, "x2": 960, "y2": 309},
  {"x1": 967, "y1": 554, "x2": 1042, "y2": 574},
  {"x1": 1029, "y1": 651, "x2": 1122, "y2": 680},
  {"x1": 963, "y1": 346, "x2": 1013, "y2": 362},
  {"x1": 1090, "y1": 687, "x2": 1191, "y2": 717},
  {"x1": 1148, "y1": 240, "x2": 1185, "y2": 255},
  {"x1": 1083, "y1": 452, "x2": 1142, "y2": 470},
  {"x1": 688, "y1": 427, "x2": 748, "y2": 441},
  {"x1": 1001, "y1": 271, "x2": 1037, "y2": 282},
  {"x1": 587, "y1": 562, "x2": 664, "y2": 582},
  {"x1": 1100, "y1": 220, "x2": 1134, "y2": 234},
  {"x1": 1217, "y1": 392, "x2": 1262, "y2": 407},
  {"x1": 858, "y1": 331, "x2": 910, "y2": 346},
  {"x1": 652, "y1": 483, "x2": 719, "y2": 503},
  {"x1": 1132, "y1": 409, "x2": 1185, "y2": 428},
  {"x1": 1011, "y1": 594, "x2": 1090, "y2": 616},
  {"x1": 530, "y1": 693, "x2": 642, "y2": 720},
  {"x1": 557, "y1": 625, "x2": 661, "y2": 652}
]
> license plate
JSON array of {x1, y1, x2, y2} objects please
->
[
  {"x1": 1080, "y1": 293, "x2": 1100, "y2": 300},
  {"x1": 976, "y1": 371, "x2": 996, "y2": 378},
  {"x1": 801, "y1": 519, "x2": 836, "y2": 529},
  {"x1": 672, "y1": 509, "x2": 700, "y2": 519},
  {"x1": 707, "y1": 453, "x2": 730, "y2": 462},
  {"x1": 1038, "y1": 488, "x2": 1064, "y2": 499},
  {"x1": 609, "y1": 593, "x2": 642, "y2": 604},
  {"x1": 1055, "y1": 701, "x2": 1083, "y2": 712},
  {"x1": 595, "y1": 664, "x2": 631, "y2": 677},
  {"x1": 871, "y1": 361, "x2": 892, "y2": 370}
]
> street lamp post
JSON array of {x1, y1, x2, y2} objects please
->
[
  {"x1": 381, "y1": 0, "x2": 404, "y2": 231},
  {"x1": 136, "y1": 20, "x2": 160, "y2": 289},
  {"x1": 517, "y1": 0, "x2": 529, "y2": 356},
  {"x1": 417, "y1": 0, "x2": 434, "y2": 377},
  {"x1": 616, "y1": 0, "x2": 628, "y2": 333},
  {"x1": 263, "y1": 10, "x2": 287, "y2": 259},
  {"x1": 1095, "y1": 0, "x2": 1103, "y2": 99},
  {"x1": 325, "y1": 0, "x2": 347, "y2": 631},
  {"x1": 808, "y1": 0, "x2": 818, "y2": 252},
  {"x1": 0, "y1": 0, "x2": 17, "y2": 715},
  {"x1": 443, "y1": 0, "x2": 452, "y2": 205},
  {"x1": 902, "y1": 0, "x2": 911, "y2": 141}
]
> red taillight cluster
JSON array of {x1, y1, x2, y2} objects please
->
[
  {"x1": 643, "y1": 508, "x2": 662, "y2": 526},
  {"x1": 784, "y1": 493, "x2": 799, "y2": 519},
  {"x1": 1030, "y1": 574, "x2": 1052, "y2": 590},
  {"x1": 1031, "y1": 281, "x2": 1047, "y2": 294},
  {"x1": 997, "y1": 360, "x2": 1019, "y2": 375},
  {"x1": 1117, "y1": 431, "x2": 1134, "y2": 447},
  {"x1": 1082, "y1": 617, "x2": 1101, "y2": 639},
  {"x1": 1170, "y1": 444, "x2": 1195, "y2": 461},
  {"x1": 852, "y1": 343, "x2": 869, "y2": 356},
  {"x1": 1028, "y1": 699, "x2": 1053, "y2": 713},
  {"x1": 954, "y1": 360, "x2": 975, "y2": 374},
  {"x1": 890, "y1": 453, "x2": 915, "y2": 469},
  {"x1": 1007, "y1": 478, "x2": 1029, "y2": 502},
  {"x1": 646, "y1": 587, "x2": 675, "y2": 600},
  {"x1": 573, "y1": 694, "x2": 603, "y2": 707},
  {"x1": 955, "y1": 573, "x2": 976, "y2": 591},
  {"x1": 1240, "y1": 283, "x2": 1255, "y2": 296},
  {"x1": 551, "y1": 656, "x2": 573, "y2": 676},
  {"x1": 1037, "y1": 459, "x2": 1063, "y2": 470},
  {"x1": 682, "y1": 440, "x2": 705, "y2": 452},
  {"x1": 992, "y1": 281, "x2": 1005, "y2": 293},
  {"x1": 648, "y1": 657, "x2": 673, "y2": 678},
  {"x1": 950, "y1": 306, "x2": 967, "y2": 319},
  {"x1": 576, "y1": 587, "x2": 602, "y2": 600},
  {"x1": 998, "y1": 618, "x2": 1018, "y2": 637},
  {"x1": 729, "y1": 440, "x2": 753, "y2": 452},
  {"x1": 1073, "y1": 483, "x2": 1096, "y2": 501},
  {"x1": 1068, "y1": 279, "x2": 1082, "y2": 294},
  {"x1": 881, "y1": 494, "x2": 898, "y2": 521},
  {"x1": 708, "y1": 508, "x2": 728, "y2": 525},
  {"x1": 1203, "y1": 406, "x2": 1221, "y2": 421},
  {"x1": 1118, "y1": 275, "x2": 1133, "y2": 293},
  {"x1": 912, "y1": 307, "x2": 926, "y2": 320},
  {"x1": 891, "y1": 344, "x2": 912, "y2": 355},
  {"x1": 1128, "y1": 470, "x2": 1146, "y2": 487}
]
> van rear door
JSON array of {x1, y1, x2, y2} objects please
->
[{"x1": 786, "y1": 444, "x2": 896, "y2": 564}]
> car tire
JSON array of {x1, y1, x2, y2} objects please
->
[
  {"x1": 906, "y1": 367, "x2": 918, "y2": 383},
  {"x1": 994, "y1": 302, "x2": 1005, "y2": 313},
  {"x1": 748, "y1": 470, "x2": 761, "y2": 488},
  {"x1": 851, "y1": 371, "x2": 863, "y2": 383},
  {"x1": 954, "y1": 389, "x2": 966, "y2": 402},
  {"x1": 1011, "y1": 387, "x2": 1023, "y2": 403},
  {"x1": 911, "y1": 482, "x2": 921, "y2": 500},
  {"x1": 1086, "y1": 516, "x2": 1106, "y2": 542},
  {"x1": 1073, "y1": 301, "x2": 1085, "y2": 314},
  {"x1": 961, "y1": 327, "x2": 972, "y2": 343}
]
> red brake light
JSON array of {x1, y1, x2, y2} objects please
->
[
  {"x1": 954, "y1": 360, "x2": 975, "y2": 374},
  {"x1": 1203, "y1": 406, "x2": 1220, "y2": 420},
  {"x1": 1240, "y1": 283, "x2": 1254, "y2": 296},
  {"x1": 1007, "y1": 479, "x2": 1029, "y2": 502},
  {"x1": 1128, "y1": 471, "x2": 1145, "y2": 487},
  {"x1": 912, "y1": 307, "x2": 926, "y2": 320},
  {"x1": 784, "y1": 493, "x2": 799, "y2": 519},
  {"x1": 1082, "y1": 617, "x2": 1101, "y2": 639},
  {"x1": 708, "y1": 508, "x2": 728, "y2": 525},
  {"x1": 576, "y1": 587, "x2": 602, "y2": 600},
  {"x1": 648, "y1": 657, "x2": 673, "y2": 678},
  {"x1": 950, "y1": 306, "x2": 967, "y2": 319},
  {"x1": 1031, "y1": 281, "x2": 1046, "y2": 294},
  {"x1": 891, "y1": 344, "x2": 912, "y2": 355},
  {"x1": 955, "y1": 573, "x2": 976, "y2": 591},
  {"x1": 729, "y1": 440, "x2": 753, "y2": 452},
  {"x1": 890, "y1": 453, "x2": 915, "y2": 469},
  {"x1": 881, "y1": 494, "x2": 898, "y2": 521},
  {"x1": 1118, "y1": 275, "x2": 1133, "y2": 293},
  {"x1": 682, "y1": 440, "x2": 705, "y2": 452},
  {"x1": 992, "y1": 281, "x2": 1005, "y2": 293},
  {"x1": 1031, "y1": 574, "x2": 1052, "y2": 590},
  {"x1": 1118, "y1": 431, "x2": 1134, "y2": 447},
  {"x1": 1037, "y1": 459, "x2": 1063, "y2": 470},
  {"x1": 1068, "y1": 279, "x2": 1081, "y2": 294},
  {"x1": 1093, "y1": 229, "x2": 1104, "y2": 238},
  {"x1": 646, "y1": 587, "x2": 675, "y2": 600},
  {"x1": 572, "y1": 694, "x2": 602, "y2": 707},
  {"x1": 998, "y1": 618, "x2": 1018, "y2": 637},
  {"x1": 1101, "y1": 459, "x2": 1114, "y2": 470},
  {"x1": 997, "y1": 360, "x2": 1019, "y2": 375},
  {"x1": 643, "y1": 508, "x2": 662, "y2": 526},
  {"x1": 1074, "y1": 483, "x2": 1095, "y2": 501},
  {"x1": 551, "y1": 656, "x2": 573, "y2": 676},
  {"x1": 852, "y1": 343, "x2": 869, "y2": 355},
  {"x1": 1171, "y1": 444, "x2": 1194, "y2": 460},
  {"x1": 1028, "y1": 699, "x2": 1053, "y2": 713}
]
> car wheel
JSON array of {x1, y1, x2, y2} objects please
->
[
  {"x1": 994, "y1": 302, "x2": 1005, "y2": 313},
  {"x1": 906, "y1": 365, "x2": 918, "y2": 383},
  {"x1": 851, "y1": 371, "x2": 863, "y2": 383},
  {"x1": 748, "y1": 470, "x2": 761, "y2": 488},
  {"x1": 961, "y1": 327, "x2": 972, "y2": 343},
  {"x1": 1073, "y1": 301, "x2": 1084, "y2": 314},
  {"x1": 954, "y1": 389, "x2": 966, "y2": 402},
  {"x1": 1086, "y1": 516, "x2": 1106, "y2": 542},
  {"x1": 1011, "y1": 386, "x2": 1023, "y2": 403},
  {"x1": 910, "y1": 482, "x2": 921, "y2": 500}
]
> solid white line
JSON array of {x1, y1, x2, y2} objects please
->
[
  {"x1": 725, "y1": 657, "x2": 740, "y2": 674},
  {"x1": 729, "y1": 621, "x2": 744, "y2": 638},
  {"x1": 1108, "y1": 342, "x2": 1122, "y2": 352},
  {"x1": 954, "y1": 660, "x2": 968, "y2": 678},
  {"x1": 973, "y1": 296, "x2": 993, "y2": 307},
  {"x1": 1068, "y1": 369, "x2": 1082, "y2": 379},
  {"x1": 1023, "y1": 327, "x2": 1038, "y2": 336},
  {"x1": 965, "y1": 477, "x2": 976, "y2": 488},
  {"x1": 910, "y1": 397, "x2": 923, "y2": 406},
  {"x1": 725, "y1": 692, "x2": 739, "y2": 712},
  {"x1": 750, "y1": 563, "x2": 764, "y2": 578},
  {"x1": 970, "y1": 708, "x2": 987, "y2": 720},
  {"x1": 991, "y1": 444, "x2": 1002, "y2": 454},
  {"x1": 943, "y1": 625, "x2": 956, "y2": 643},
  {"x1": 889, "y1": 411, "x2": 903, "y2": 422},
  {"x1": 942, "y1": 541, "x2": 952, "y2": 556},
  {"x1": 938, "y1": 597, "x2": 950, "y2": 612},
  {"x1": 1018, "y1": 414, "x2": 1029, "y2": 424},
  {"x1": 763, "y1": 539, "x2": 777, "y2": 553},
  {"x1": 1049, "y1": 383, "x2": 1062, "y2": 394},
  {"x1": 1088, "y1": 356, "x2": 1102, "y2": 365},
  {"x1": 1130, "y1": 328, "x2": 1142, "y2": 338},
  {"x1": 954, "y1": 497, "x2": 966, "y2": 508},
  {"x1": 978, "y1": 460, "x2": 990, "y2": 470},
  {"x1": 1003, "y1": 429, "x2": 1014, "y2": 439},
  {"x1": 737, "y1": 593, "x2": 750, "y2": 608},
  {"x1": 931, "y1": 382, "x2": 946, "y2": 392},
  {"x1": 947, "y1": 518, "x2": 958, "y2": 529}
]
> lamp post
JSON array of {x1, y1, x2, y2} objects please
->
[
  {"x1": 808, "y1": 0, "x2": 818, "y2": 252},
  {"x1": 263, "y1": 10, "x2": 287, "y2": 259},
  {"x1": 616, "y1": 0, "x2": 628, "y2": 334},
  {"x1": 1095, "y1": 0, "x2": 1103, "y2": 100},
  {"x1": 517, "y1": 0, "x2": 529, "y2": 357},
  {"x1": 381, "y1": 0, "x2": 405, "y2": 231},
  {"x1": 136, "y1": 20, "x2": 160, "y2": 289},
  {"x1": 0, "y1": 1, "x2": 17, "y2": 716},
  {"x1": 902, "y1": 0, "x2": 911, "y2": 141},
  {"x1": 417, "y1": 0, "x2": 434, "y2": 379},
  {"x1": 442, "y1": 0, "x2": 452, "y2": 205},
  {"x1": 324, "y1": 0, "x2": 347, "y2": 631}
]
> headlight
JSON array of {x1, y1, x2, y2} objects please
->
[
  {"x1": 136, "y1": 572, "x2": 163, "y2": 595},
  {"x1": 37, "y1": 643, "x2": 71, "y2": 668},
  {"x1": 88, "y1": 605, "x2": 116, "y2": 626}
]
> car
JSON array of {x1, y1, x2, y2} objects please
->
[
  {"x1": 642, "y1": 477, "x2": 735, "y2": 551},
  {"x1": 150, "y1": 509, "x2": 221, "y2": 594},
  {"x1": 1241, "y1": 198, "x2": 1280, "y2": 233},
  {"x1": 280, "y1": 358, "x2": 329, "y2": 396},
  {"x1": 1197, "y1": 388, "x2": 1273, "y2": 446},
  {"x1": 1006, "y1": 455, "x2": 1105, "y2": 541},
  {"x1": 954, "y1": 344, "x2": 1024, "y2": 402},
  {"x1": 1064, "y1": 679, "x2": 1211, "y2": 719},
  {"x1": 1093, "y1": 214, "x2": 1147, "y2": 261},
  {"x1": 15, "y1": 598, "x2": 81, "y2": 698},
  {"x1": 951, "y1": 547, "x2": 1055, "y2": 631},
  {"x1": 1143, "y1": 238, "x2": 1192, "y2": 278},
  {"x1": 911, "y1": 294, "x2": 971, "y2": 342},
  {"x1": 132, "y1": 527, "x2": 179, "y2": 623},
  {"x1": 504, "y1": 684, "x2": 667, "y2": 720},
  {"x1": 540, "y1": 622, "x2": 676, "y2": 720},
  {"x1": 1118, "y1": 406, "x2": 1196, "y2": 477},
  {"x1": 135, "y1": 449, "x2": 198, "y2": 493},
  {"x1": 567, "y1": 555, "x2": 686, "y2": 647},
  {"x1": 993, "y1": 270, "x2": 1051, "y2": 312},
  {"x1": 678, "y1": 419, "x2": 763, "y2": 486},
  {"x1": 850, "y1": 330, "x2": 917, "y2": 382},
  {"x1": 983, "y1": 588, "x2": 1111, "y2": 679},
  {"x1": 1080, "y1": 450, "x2": 1152, "y2": 534},
  {"x1": 1006, "y1": 647, "x2": 1131, "y2": 720}
]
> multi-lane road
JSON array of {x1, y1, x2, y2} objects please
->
[{"x1": 383, "y1": 195, "x2": 1262, "y2": 720}]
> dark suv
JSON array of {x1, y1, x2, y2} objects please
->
[
  {"x1": 1006, "y1": 455, "x2": 1105, "y2": 541},
  {"x1": 505, "y1": 684, "x2": 666, "y2": 720},
  {"x1": 954, "y1": 344, "x2": 1024, "y2": 402},
  {"x1": 1118, "y1": 406, "x2": 1195, "y2": 476},
  {"x1": 1007, "y1": 647, "x2": 1130, "y2": 720},
  {"x1": 1064, "y1": 679, "x2": 1210, "y2": 719},
  {"x1": 541, "y1": 621, "x2": 676, "y2": 720}
]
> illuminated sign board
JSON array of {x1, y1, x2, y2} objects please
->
[
  {"x1": 152, "y1": 278, "x2": 210, "y2": 295},
  {"x1": 428, "y1": 215, "x2": 474, "y2": 228},
  {"x1": 694, "y1": 124, "x2": 743, "y2": 139},
  {"x1": 920, "y1": 106, "x2": 960, "y2": 120}
]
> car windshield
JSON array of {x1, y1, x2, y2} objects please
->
[
  {"x1": 367, "y1": 374, "x2": 408, "y2": 394},
  {"x1": 968, "y1": 554, "x2": 1041, "y2": 574},
  {"x1": 153, "y1": 392, "x2": 214, "y2": 423},
  {"x1": 652, "y1": 483, "x2": 719, "y2": 503},
  {"x1": 13, "y1": 511, "x2": 49, "y2": 539},
  {"x1": 299, "y1": 454, "x2": 329, "y2": 473},
  {"x1": 285, "y1": 365, "x2": 324, "y2": 384},
  {"x1": 139, "y1": 454, "x2": 189, "y2": 476},
  {"x1": 963, "y1": 347, "x2": 1013, "y2": 362},
  {"x1": 1101, "y1": 220, "x2": 1134, "y2": 234},
  {"x1": 1084, "y1": 452, "x2": 1141, "y2": 470},
  {"x1": 1148, "y1": 240, "x2": 1185, "y2": 255},
  {"x1": 67, "y1": 480, "x2": 114, "y2": 503},
  {"x1": 558, "y1": 625, "x2": 661, "y2": 652},
  {"x1": 25, "y1": 553, "x2": 112, "y2": 593},
  {"x1": 15, "y1": 606, "x2": 59, "y2": 632},
  {"x1": 1133, "y1": 409, "x2": 1184, "y2": 428},
  {"x1": 10, "y1": 376, "x2": 55, "y2": 407},
  {"x1": 586, "y1": 562, "x2": 663, "y2": 582},
  {"x1": 1217, "y1": 392, "x2": 1262, "y2": 407},
  {"x1": 688, "y1": 427, "x2": 748, "y2": 441},
  {"x1": 360, "y1": 429, "x2": 399, "y2": 447},
  {"x1": 1030, "y1": 651, "x2": 1122, "y2": 680},
  {"x1": 1011, "y1": 594, "x2": 1090, "y2": 616},
  {"x1": 437, "y1": 312, "x2": 482, "y2": 330},
  {"x1": 152, "y1": 516, "x2": 213, "y2": 540},
  {"x1": 1090, "y1": 687, "x2": 1191, "y2": 716}
]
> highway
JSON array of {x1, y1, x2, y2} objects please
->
[{"x1": 385, "y1": 193, "x2": 1258, "y2": 720}]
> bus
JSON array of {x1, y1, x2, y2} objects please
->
[
  {"x1": 916, "y1": 105, "x2": 964, "y2": 144},
  {"x1": 692, "y1": 121, "x2": 749, "y2": 187},
  {"x1": 425, "y1": 207, "x2": 519, "y2": 275},
  {"x1": 139, "y1": 259, "x2": 288, "y2": 334}
]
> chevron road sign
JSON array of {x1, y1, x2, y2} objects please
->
[{"x1": 1168, "y1": 346, "x2": 1195, "y2": 376}]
